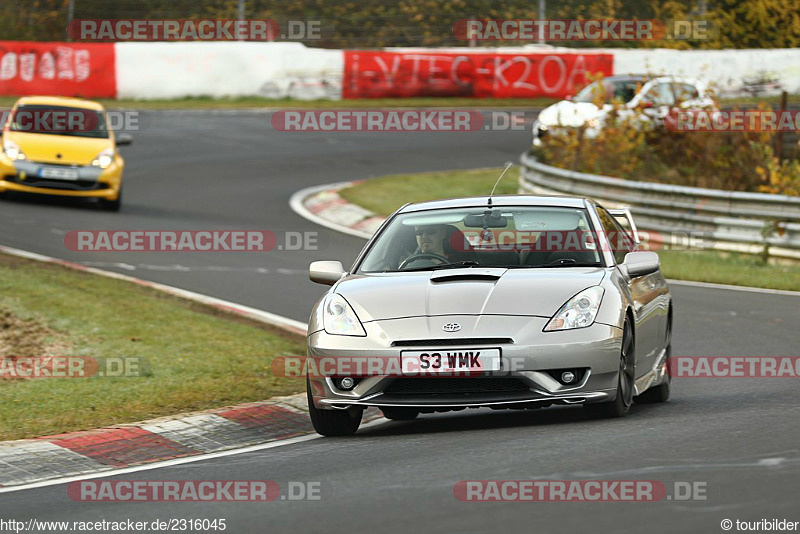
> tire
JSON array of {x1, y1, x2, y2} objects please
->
[
  {"x1": 306, "y1": 378, "x2": 362, "y2": 436},
  {"x1": 584, "y1": 318, "x2": 635, "y2": 419},
  {"x1": 381, "y1": 407, "x2": 419, "y2": 421},
  {"x1": 635, "y1": 371, "x2": 670, "y2": 403},
  {"x1": 99, "y1": 187, "x2": 122, "y2": 212}
]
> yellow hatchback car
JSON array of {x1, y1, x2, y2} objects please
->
[{"x1": 0, "y1": 96, "x2": 131, "y2": 211}]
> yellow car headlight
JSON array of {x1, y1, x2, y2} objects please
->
[
  {"x1": 3, "y1": 140, "x2": 25, "y2": 160},
  {"x1": 91, "y1": 148, "x2": 115, "y2": 169}
]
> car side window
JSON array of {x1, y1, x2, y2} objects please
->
[
  {"x1": 642, "y1": 83, "x2": 676, "y2": 107},
  {"x1": 596, "y1": 208, "x2": 635, "y2": 265},
  {"x1": 672, "y1": 83, "x2": 699, "y2": 104}
]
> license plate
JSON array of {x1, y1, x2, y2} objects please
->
[
  {"x1": 401, "y1": 348, "x2": 501, "y2": 374},
  {"x1": 39, "y1": 167, "x2": 79, "y2": 180}
]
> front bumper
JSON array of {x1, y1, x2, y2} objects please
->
[
  {"x1": 0, "y1": 159, "x2": 121, "y2": 199},
  {"x1": 308, "y1": 316, "x2": 623, "y2": 411}
]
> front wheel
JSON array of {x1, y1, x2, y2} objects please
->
[
  {"x1": 99, "y1": 187, "x2": 122, "y2": 212},
  {"x1": 585, "y1": 319, "x2": 635, "y2": 419},
  {"x1": 307, "y1": 379, "x2": 362, "y2": 436}
]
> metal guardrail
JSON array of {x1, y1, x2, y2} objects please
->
[{"x1": 518, "y1": 152, "x2": 800, "y2": 259}]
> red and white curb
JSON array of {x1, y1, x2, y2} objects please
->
[
  {"x1": 289, "y1": 182, "x2": 381, "y2": 240},
  {"x1": 0, "y1": 245, "x2": 384, "y2": 488},
  {"x1": 0, "y1": 395, "x2": 382, "y2": 490},
  {"x1": 0, "y1": 396, "x2": 304, "y2": 487}
]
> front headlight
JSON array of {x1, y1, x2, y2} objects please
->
[
  {"x1": 91, "y1": 148, "x2": 115, "y2": 169},
  {"x1": 323, "y1": 294, "x2": 366, "y2": 336},
  {"x1": 544, "y1": 286, "x2": 605, "y2": 332},
  {"x1": 3, "y1": 140, "x2": 25, "y2": 160},
  {"x1": 586, "y1": 118, "x2": 600, "y2": 128}
]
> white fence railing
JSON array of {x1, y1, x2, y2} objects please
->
[{"x1": 518, "y1": 152, "x2": 800, "y2": 259}]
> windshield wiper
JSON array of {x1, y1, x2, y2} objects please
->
[
  {"x1": 399, "y1": 261, "x2": 480, "y2": 272},
  {"x1": 432, "y1": 261, "x2": 480, "y2": 270},
  {"x1": 537, "y1": 259, "x2": 602, "y2": 268}
]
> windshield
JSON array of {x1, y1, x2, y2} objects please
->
[
  {"x1": 573, "y1": 79, "x2": 644, "y2": 104},
  {"x1": 357, "y1": 206, "x2": 603, "y2": 273},
  {"x1": 9, "y1": 105, "x2": 109, "y2": 138}
]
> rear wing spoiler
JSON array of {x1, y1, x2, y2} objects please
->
[{"x1": 607, "y1": 207, "x2": 640, "y2": 245}]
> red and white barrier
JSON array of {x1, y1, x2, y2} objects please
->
[
  {"x1": 0, "y1": 41, "x2": 116, "y2": 98},
  {"x1": 343, "y1": 50, "x2": 612, "y2": 99},
  {"x1": 1, "y1": 41, "x2": 799, "y2": 101}
]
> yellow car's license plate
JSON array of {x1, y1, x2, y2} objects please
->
[{"x1": 40, "y1": 167, "x2": 79, "y2": 180}]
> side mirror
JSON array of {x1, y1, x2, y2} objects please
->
[
  {"x1": 621, "y1": 251, "x2": 660, "y2": 277},
  {"x1": 309, "y1": 261, "x2": 345, "y2": 285},
  {"x1": 116, "y1": 133, "x2": 133, "y2": 146}
]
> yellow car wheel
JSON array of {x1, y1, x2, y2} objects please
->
[{"x1": 99, "y1": 186, "x2": 122, "y2": 212}]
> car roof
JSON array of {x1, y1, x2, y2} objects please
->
[
  {"x1": 13, "y1": 96, "x2": 105, "y2": 111},
  {"x1": 603, "y1": 74, "x2": 700, "y2": 85},
  {"x1": 397, "y1": 194, "x2": 589, "y2": 213},
  {"x1": 602, "y1": 74, "x2": 653, "y2": 82}
]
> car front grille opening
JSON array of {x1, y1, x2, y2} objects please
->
[
  {"x1": 6, "y1": 175, "x2": 108, "y2": 191},
  {"x1": 385, "y1": 377, "x2": 529, "y2": 395},
  {"x1": 392, "y1": 337, "x2": 513, "y2": 347}
]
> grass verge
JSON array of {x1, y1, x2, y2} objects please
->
[
  {"x1": 338, "y1": 167, "x2": 800, "y2": 292},
  {"x1": 0, "y1": 96, "x2": 557, "y2": 110},
  {"x1": 0, "y1": 252, "x2": 307, "y2": 441}
]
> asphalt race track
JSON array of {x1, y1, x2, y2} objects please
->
[{"x1": 1, "y1": 109, "x2": 799, "y2": 533}]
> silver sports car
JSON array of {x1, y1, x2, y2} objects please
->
[{"x1": 306, "y1": 195, "x2": 672, "y2": 436}]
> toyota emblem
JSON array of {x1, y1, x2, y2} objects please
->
[{"x1": 442, "y1": 323, "x2": 461, "y2": 332}]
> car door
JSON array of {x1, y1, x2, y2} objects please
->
[
  {"x1": 639, "y1": 82, "x2": 676, "y2": 124},
  {"x1": 671, "y1": 82, "x2": 700, "y2": 108},
  {"x1": 597, "y1": 208, "x2": 661, "y2": 377}
]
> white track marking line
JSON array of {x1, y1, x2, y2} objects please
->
[{"x1": 667, "y1": 279, "x2": 800, "y2": 296}]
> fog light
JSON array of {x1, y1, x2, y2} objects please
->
[
  {"x1": 338, "y1": 377, "x2": 355, "y2": 390},
  {"x1": 561, "y1": 371, "x2": 576, "y2": 384}
]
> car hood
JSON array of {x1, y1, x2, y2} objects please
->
[
  {"x1": 336, "y1": 268, "x2": 606, "y2": 321},
  {"x1": 537, "y1": 100, "x2": 606, "y2": 128},
  {"x1": 4, "y1": 131, "x2": 112, "y2": 165}
]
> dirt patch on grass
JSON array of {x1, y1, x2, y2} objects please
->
[{"x1": 0, "y1": 308, "x2": 70, "y2": 359}]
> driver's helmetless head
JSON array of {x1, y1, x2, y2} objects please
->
[{"x1": 414, "y1": 225, "x2": 446, "y2": 255}]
